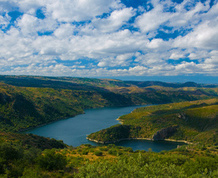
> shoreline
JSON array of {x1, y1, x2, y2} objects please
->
[
  {"x1": 116, "y1": 117, "x2": 123, "y2": 124},
  {"x1": 18, "y1": 111, "x2": 85, "y2": 133},
  {"x1": 18, "y1": 104, "x2": 144, "y2": 133},
  {"x1": 87, "y1": 137, "x2": 192, "y2": 145},
  {"x1": 116, "y1": 104, "x2": 151, "y2": 124},
  {"x1": 164, "y1": 139, "x2": 193, "y2": 145}
]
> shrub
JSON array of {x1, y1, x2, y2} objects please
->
[
  {"x1": 108, "y1": 149, "x2": 117, "y2": 156},
  {"x1": 99, "y1": 147, "x2": 108, "y2": 151},
  {"x1": 0, "y1": 160, "x2": 4, "y2": 174},
  {"x1": 82, "y1": 150, "x2": 89, "y2": 155},
  {"x1": 124, "y1": 147, "x2": 133, "y2": 152},
  {"x1": 107, "y1": 144, "x2": 116, "y2": 148},
  {"x1": 94, "y1": 151, "x2": 103, "y2": 156},
  {"x1": 36, "y1": 149, "x2": 67, "y2": 171},
  {"x1": 0, "y1": 143, "x2": 23, "y2": 162}
]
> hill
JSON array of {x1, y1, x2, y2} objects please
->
[
  {"x1": 0, "y1": 75, "x2": 217, "y2": 177},
  {"x1": 0, "y1": 131, "x2": 66, "y2": 150},
  {"x1": 0, "y1": 75, "x2": 217, "y2": 132},
  {"x1": 88, "y1": 98, "x2": 218, "y2": 145}
]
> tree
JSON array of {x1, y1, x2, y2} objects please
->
[{"x1": 36, "y1": 149, "x2": 67, "y2": 171}]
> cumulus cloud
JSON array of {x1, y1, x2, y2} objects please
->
[
  {"x1": 41, "y1": 0, "x2": 122, "y2": 22},
  {"x1": 16, "y1": 14, "x2": 58, "y2": 36},
  {"x1": 169, "y1": 53, "x2": 185, "y2": 60},
  {"x1": 174, "y1": 19, "x2": 218, "y2": 50},
  {"x1": 135, "y1": 3, "x2": 172, "y2": 33},
  {"x1": 92, "y1": 7, "x2": 135, "y2": 33},
  {"x1": 53, "y1": 23, "x2": 75, "y2": 38},
  {"x1": 0, "y1": 14, "x2": 10, "y2": 29},
  {"x1": 0, "y1": 0, "x2": 217, "y2": 77}
]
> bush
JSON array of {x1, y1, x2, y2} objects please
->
[
  {"x1": 99, "y1": 147, "x2": 108, "y2": 151},
  {"x1": 124, "y1": 147, "x2": 133, "y2": 152},
  {"x1": 94, "y1": 151, "x2": 103, "y2": 156},
  {"x1": 107, "y1": 144, "x2": 116, "y2": 148},
  {"x1": 0, "y1": 143, "x2": 23, "y2": 162},
  {"x1": 36, "y1": 149, "x2": 67, "y2": 171},
  {"x1": 83, "y1": 144, "x2": 93, "y2": 148},
  {"x1": 0, "y1": 159, "x2": 4, "y2": 174},
  {"x1": 108, "y1": 149, "x2": 117, "y2": 156},
  {"x1": 82, "y1": 150, "x2": 89, "y2": 155}
]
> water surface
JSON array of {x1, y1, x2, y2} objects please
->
[{"x1": 26, "y1": 105, "x2": 185, "y2": 152}]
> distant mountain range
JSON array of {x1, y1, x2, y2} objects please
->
[
  {"x1": 0, "y1": 75, "x2": 217, "y2": 89},
  {"x1": 126, "y1": 81, "x2": 217, "y2": 88}
]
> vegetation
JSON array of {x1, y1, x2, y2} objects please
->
[
  {"x1": 36, "y1": 149, "x2": 67, "y2": 171},
  {"x1": 0, "y1": 139, "x2": 217, "y2": 177},
  {"x1": 88, "y1": 98, "x2": 218, "y2": 145},
  {"x1": 0, "y1": 75, "x2": 217, "y2": 177},
  {"x1": 0, "y1": 75, "x2": 217, "y2": 132},
  {"x1": 88, "y1": 125, "x2": 141, "y2": 143},
  {"x1": 0, "y1": 78, "x2": 137, "y2": 132},
  {"x1": 0, "y1": 132, "x2": 66, "y2": 150},
  {"x1": 74, "y1": 144, "x2": 218, "y2": 178}
]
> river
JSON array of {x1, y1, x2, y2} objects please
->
[{"x1": 26, "y1": 105, "x2": 185, "y2": 152}]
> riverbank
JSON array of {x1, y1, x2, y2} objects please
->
[
  {"x1": 87, "y1": 137, "x2": 152, "y2": 144},
  {"x1": 20, "y1": 104, "x2": 147, "y2": 133},
  {"x1": 116, "y1": 117, "x2": 123, "y2": 124},
  {"x1": 87, "y1": 137, "x2": 192, "y2": 145},
  {"x1": 19, "y1": 111, "x2": 85, "y2": 133},
  {"x1": 164, "y1": 139, "x2": 193, "y2": 145}
]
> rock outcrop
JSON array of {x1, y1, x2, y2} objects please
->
[{"x1": 153, "y1": 126, "x2": 178, "y2": 141}]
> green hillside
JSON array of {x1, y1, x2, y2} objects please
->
[
  {"x1": 0, "y1": 132, "x2": 66, "y2": 150},
  {"x1": 0, "y1": 83, "x2": 107, "y2": 132},
  {"x1": 0, "y1": 76, "x2": 217, "y2": 177},
  {"x1": 0, "y1": 135, "x2": 217, "y2": 177},
  {"x1": 88, "y1": 98, "x2": 218, "y2": 145},
  {"x1": 0, "y1": 75, "x2": 217, "y2": 132}
]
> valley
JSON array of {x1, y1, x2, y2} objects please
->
[{"x1": 0, "y1": 75, "x2": 217, "y2": 177}]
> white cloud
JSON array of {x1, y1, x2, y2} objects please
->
[
  {"x1": 0, "y1": 1, "x2": 17, "y2": 12},
  {"x1": 136, "y1": 4, "x2": 172, "y2": 33},
  {"x1": 42, "y1": 0, "x2": 122, "y2": 22},
  {"x1": 0, "y1": 14, "x2": 10, "y2": 28},
  {"x1": 135, "y1": 0, "x2": 212, "y2": 34},
  {"x1": 173, "y1": 19, "x2": 218, "y2": 50},
  {"x1": 169, "y1": 52, "x2": 185, "y2": 60},
  {"x1": 97, "y1": 53, "x2": 133, "y2": 67},
  {"x1": 188, "y1": 50, "x2": 210, "y2": 60},
  {"x1": 134, "y1": 52, "x2": 168, "y2": 68},
  {"x1": 0, "y1": 0, "x2": 217, "y2": 77},
  {"x1": 5, "y1": 0, "x2": 122, "y2": 21},
  {"x1": 169, "y1": 1, "x2": 210, "y2": 27},
  {"x1": 66, "y1": 29, "x2": 147, "y2": 60},
  {"x1": 129, "y1": 66, "x2": 148, "y2": 75},
  {"x1": 53, "y1": 23, "x2": 75, "y2": 38},
  {"x1": 116, "y1": 53, "x2": 134, "y2": 61},
  {"x1": 16, "y1": 14, "x2": 58, "y2": 36},
  {"x1": 16, "y1": 14, "x2": 39, "y2": 35},
  {"x1": 146, "y1": 38, "x2": 170, "y2": 51},
  {"x1": 92, "y1": 7, "x2": 135, "y2": 33}
]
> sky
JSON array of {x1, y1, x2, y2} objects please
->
[{"x1": 0, "y1": 0, "x2": 217, "y2": 83}]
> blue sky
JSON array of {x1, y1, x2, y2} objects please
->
[{"x1": 0, "y1": 0, "x2": 217, "y2": 83}]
